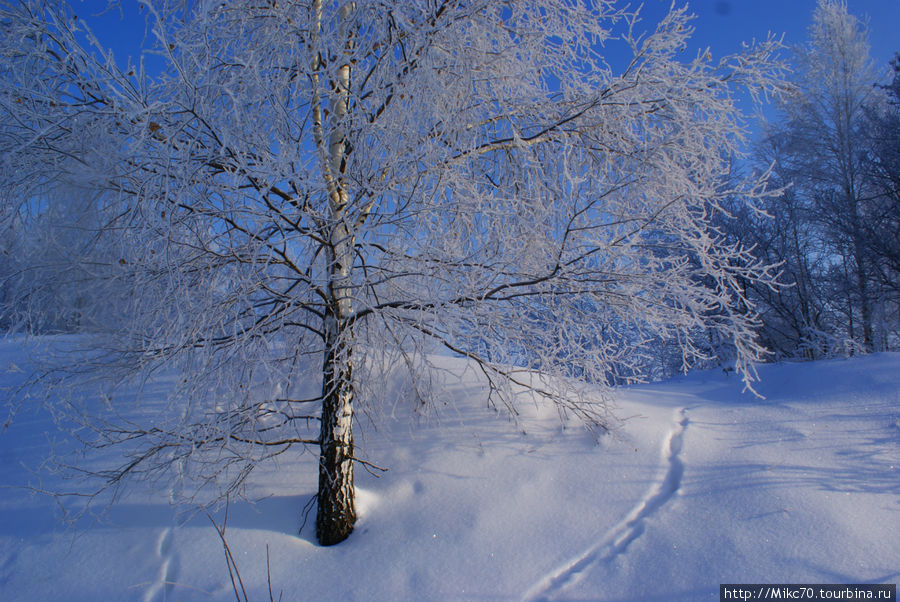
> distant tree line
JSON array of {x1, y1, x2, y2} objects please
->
[{"x1": 729, "y1": 1, "x2": 899, "y2": 359}]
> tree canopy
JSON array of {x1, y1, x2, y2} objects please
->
[{"x1": 1, "y1": 0, "x2": 785, "y2": 544}]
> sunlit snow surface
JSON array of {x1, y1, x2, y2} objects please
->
[{"x1": 1, "y1": 339, "x2": 897, "y2": 601}]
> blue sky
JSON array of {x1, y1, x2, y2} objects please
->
[{"x1": 639, "y1": 1, "x2": 899, "y2": 69}]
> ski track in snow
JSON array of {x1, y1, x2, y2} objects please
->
[{"x1": 524, "y1": 407, "x2": 689, "y2": 601}]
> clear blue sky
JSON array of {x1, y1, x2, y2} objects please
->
[{"x1": 641, "y1": 0, "x2": 899, "y2": 71}]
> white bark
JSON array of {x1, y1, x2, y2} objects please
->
[{"x1": 313, "y1": 0, "x2": 359, "y2": 545}]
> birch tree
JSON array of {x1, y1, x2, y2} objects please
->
[
  {"x1": 743, "y1": 0, "x2": 900, "y2": 356},
  {"x1": 1, "y1": 0, "x2": 783, "y2": 545},
  {"x1": 761, "y1": 0, "x2": 890, "y2": 353}
]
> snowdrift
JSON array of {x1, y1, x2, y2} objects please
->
[{"x1": 1, "y1": 340, "x2": 897, "y2": 601}]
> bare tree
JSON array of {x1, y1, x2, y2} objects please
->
[{"x1": 1, "y1": 0, "x2": 783, "y2": 545}]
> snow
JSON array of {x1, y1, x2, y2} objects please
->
[{"x1": 1, "y1": 339, "x2": 897, "y2": 601}]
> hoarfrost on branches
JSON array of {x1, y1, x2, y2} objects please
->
[{"x1": 0, "y1": 0, "x2": 785, "y2": 544}]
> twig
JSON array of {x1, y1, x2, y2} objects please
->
[
  {"x1": 204, "y1": 499, "x2": 249, "y2": 602},
  {"x1": 266, "y1": 544, "x2": 275, "y2": 602},
  {"x1": 353, "y1": 456, "x2": 388, "y2": 477},
  {"x1": 299, "y1": 494, "x2": 317, "y2": 536}
]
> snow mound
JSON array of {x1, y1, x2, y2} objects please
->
[{"x1": 1, "y1": 341, "x2": 897, "y2": 601}]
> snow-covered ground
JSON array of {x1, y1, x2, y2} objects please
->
[{"x1": 1, "y1": 339, "x2": 897, "y2": 601}]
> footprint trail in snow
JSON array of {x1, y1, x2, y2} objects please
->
[
  {"x1": 524, "y1": 407, "x2": 689, "y2": 601},
  {"x1": 143, "y1": 485, "x2": 182, "y2": 602},
  {"x1": 142, "y1": 526, "x2": 178, "y2": 602}
]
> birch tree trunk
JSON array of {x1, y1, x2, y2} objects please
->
[
  {"x1": 316, "y1": 297, "x2": 356, "y2": 545},
  {"x1": 313, "y1": 0, "x2": 357, "y2": 545}
]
